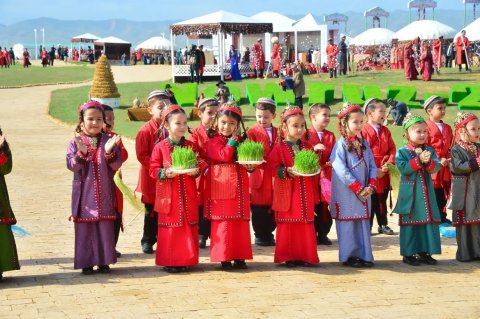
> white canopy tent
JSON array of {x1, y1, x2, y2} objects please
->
[
  {"x1": 170, "y1": 10, "x2": 272, "y2": 81},
  {"x1": 94, "y1": 36, "x2": 132, "y2": 61},
  {"x1": 455, "y1": 17, "x2": 480, "y2": 41},
  {"x1": 135, "y1": 36, "x2": 172, "y2": 51},
  {"x1": 71, "y1": 33, "x2": 100, "y2": 43},
  {"x1": 351, "y1": 28, "x2": 395, "y2": 46},
  {"x1": 393, "y1": 20, "x2": 455, "y2": 40}
]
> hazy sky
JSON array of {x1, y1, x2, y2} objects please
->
[{"x1": 0, "y1": 0, "x2": 465, "y2": 25}]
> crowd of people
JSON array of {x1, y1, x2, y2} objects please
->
[
  {"x1": 2, "y1": 85, "x2": 480, "y2": 279},
  {"x1": 0, "y1": 47, "x2": 15, "y2": 68}
]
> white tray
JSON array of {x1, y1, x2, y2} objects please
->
[
  {"x1": 291, "y1": 169, "x2": 320, "y2": 177},
  {"x1": 237, "y1": 160, "x2": 265, "y2": 165},
  {"x1": 169, "y1": 167, "x2": 198, "y2": 174}
]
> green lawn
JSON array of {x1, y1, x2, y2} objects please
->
[
  {"x1": 0, "y1": 63, "x2": 93, "y2": 87},
  {"x1": 49, "y1": 67, "x2": 480, "y2": 146}
]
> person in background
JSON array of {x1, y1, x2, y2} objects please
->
[
  {"x1": 338, "y1": 35, "x2": 348, "y2": 76},
  {"x1": 292, "y1": 63, "x2": 305, "y2": 109},
  {"x1": 8, "y1": 48, "x2": 15, "y2": 66},
  {"x1": 387, "y1": 98, "x2": 409, "y2": 126},
  {"x1": 445, "y1": 41, "x2": 455, "y2": 68},
  {"x1": 165, "y1": 84, "x2": 177, "y2": 104}
]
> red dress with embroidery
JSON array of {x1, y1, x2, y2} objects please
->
[
  {"x1": 135, "y1": 118, "x2": 166, "y2": 205},
  {"x1": 204, "y1": 134, "x2": 252, "y2": 262},
  {"x1": 361, "y1": 124, "x2": 396, "y2": 194},
  {"x1": 306, "y1": 128, "x2": 336, "y2": 204},
  {"x1": 426, "y1": 120, "x2": 452, "y2": 190},
  {"x1": 269, "y1": 140, "x2": 319, "y2": 264},
  {"x1": 247, "y1": 124, "x2": 278, "y2": 206},
  {"x1": 326, "y1": 44, "x2": 339, "y2": 69},
  {"x1": 150, "y1": 138, "x2": 206, "y2": 267}
]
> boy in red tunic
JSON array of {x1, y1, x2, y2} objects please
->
[
  {"x1": 424, "y1": 95, "x2": 452, "y2": 224},
  {"x1": 247, "y1": 98, "x2": 278, "y2": 246},
  {"x1": 326, "y1": 39, "x2": 339, "y2": 79},
  {"x1": 103, "y1": 105, "x2": 129, "y2": 257},
  {"x1": 269, "y1": 106, "x2": 319, "y2": 267},
  {"x1": 307, "y1": 103, "x2": 336, "y2": 245},
  {"x1": 188, "y1": 97, "x2": 219, "y2": 249},
  {"x1": 135, "y1": 90, "x2": 171, "y2": 254},
  {"x1": 150, "y1": 105, "x2": 207, "y2": 273},
  {"x1": 362, "y1": 99, "x2": 396, "y2": 235},
  {"x1": 204, "y1": 101, "x2": 253, "y2": 270}
]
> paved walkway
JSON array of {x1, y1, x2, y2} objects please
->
[{"x1": 1, "y1": 67, "x2": 480, "y2": 318}]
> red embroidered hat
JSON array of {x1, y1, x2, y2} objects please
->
[
  {"x1": 454, "y1": 111, "x2": 478, "y2": 130},
  {"x1": 79, "y1": 100, "x2": 104, "y2": 113},
  {"x1": 218, "y1": 100, "x2": 242, "y2": 118},
  {"x1": 161, "y1": 104, "x2": 184, "y2": 122},
  {"x1": 338, "y1": 102, "x2": 361, "y2": 119},
  {"x1": 280, "y1": 105, "x2": 304, "y2": 122}
]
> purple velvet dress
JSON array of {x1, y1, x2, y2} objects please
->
[{"x1": 66, "y1": 133, "x2": 122, "y2": 269}]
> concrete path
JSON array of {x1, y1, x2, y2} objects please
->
[{"x1": 0, "y1": 66, "x2": 479, "y2": 318}]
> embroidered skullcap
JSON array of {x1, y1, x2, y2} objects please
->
[
  {"x1": 161, "y1": 104, "x2": 184, "y2": 122},
  {"x1": 218, "y1": 100, "x2": 242, "y2": 118},
  {"x1": 338, "y1": 102, "x2": 362, "y2": 119},
  {"x1": 280, "y1": 105, "x2": 303, "y2": 122},
  {"x1": 403, "y1": 111, "x2": 425, "y2": 130},
  {"x1": 363, "y1": 98, "x2": 381, "y2": 114},
  {"x1": 198, "y1": 97, "x2": 219, "y2": 109},
  {"x1": 147, "y1": 90, "x2": 169, "y2": 101},
  {"x1": 423, "y1": 95, "x2": 445, "y2": 112},
  {"x1": 256, "y1": 97, "x2": 276, "y2": 107}
]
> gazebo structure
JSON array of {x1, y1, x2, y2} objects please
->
[
  {"x1": 393, "y1": 20, "x2": 455, "y2": 41},
  {"x1": 408, "y1": 0, "x2": 437, "y2": 22},
  {"x1": 93, "y1": 36, "x2": 131, "y2": 63},
  {"x1": 364, "y1": 7, "x2": 390, "y2": 30},
  {"x1": 324, "y1": 13, "x2": 349, "y2": 41},
  {"x1": 170, "y1": 10, "x2": 272, "y2": 82}
]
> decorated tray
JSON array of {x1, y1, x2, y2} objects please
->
[
  {"x1": 237, "y1": 160, "x2": 265, "y2": 165},
  {"x1": 291, "y1": 169, "x2": 321, "y2": 177},
  {"x1": 169, "y1": 167, "x2": 198, "y2": 175}
]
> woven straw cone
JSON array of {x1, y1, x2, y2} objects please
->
[{"x1": 89, "y1": 54, "x2": 120, "y2": 98}]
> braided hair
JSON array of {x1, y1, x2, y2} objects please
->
[{"x1": 338, "y1": 108, "x2": 366, "y2": 152}]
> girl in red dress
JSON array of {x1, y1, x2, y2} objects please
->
[
  {"x1": 269, "y1": 106, "x2": 320, "y2": 267},
  {"x1": 149, "y1": 105, "x2": 206, "y2": 273},
  {"x1": 204, "y1": 101, "x2": 253, "y2": 270}
]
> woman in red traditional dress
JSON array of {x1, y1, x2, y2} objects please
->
[
  {"x1": 432, "y1": 36, "x2": 443, "y2": 74},
  {"x1": 22, "y1": 49, "x2": 30, "y2": 68},
  {"x1": 204, "y1": 101, "x2": 253, "y2": 270},
  {"x1": 271, "y1": 37, "x2": 280, "y2": 77},
  {"x1": 269, "y1": 106, "x2": 320, "y2": 268},
  {"x1": 420, "y1": 44, "x2": 434, "y2": 81},
  {"x1": 404, "y1": 40, "x2": 418, "y2": 81},
  {"x1": 149, "y1": 105, "x2": 206, "y2": 273}
]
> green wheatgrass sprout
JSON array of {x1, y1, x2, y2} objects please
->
[
  {"x1": 237, "y1": 140, "x2": 264, "y2": 162},
  {"x1": 293, "y1": 149, "x2": 320, "y2": 174},
  {"x1": 387, "y1": 163, "x2": 400, "y2": 197},
  {"x1": 171, "y1": 147, "x2": 197, "y2": 170}
]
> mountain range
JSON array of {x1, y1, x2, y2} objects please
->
[{"x1": 0, "y1": 10, "x2": 474, "y2": 49}]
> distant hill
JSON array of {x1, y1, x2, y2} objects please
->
[{"x1": 0, "y1": 10, "x2": 472, "y2": 49}]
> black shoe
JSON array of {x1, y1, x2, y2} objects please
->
[
  {"x1": 116, "y1": 250, "x2": 122, "y2": 258},
  {"x1": 98, "y1": 265, "x2": 110, "y2": 273},
  {"x1": 221, "y1": 261, "x2": 233, "y2": 271},
  {"x1": 142, "y1": 243, "x2": 154, "y2": 254},
  {"x1": 342, "y1": 257, "x2": 363, "y2": 268},
  {"x1": 233, "y1": 260, "x2": 248, "y2": 269},
  {"x1": 418, "y1": 252, "x2": 438, "y2": 265},
  {"x1": 378, "y1": 225, "x2": 395, "y2": 235},
  {"x1": 442, "y1": 218, "x2": 452, "y2": 225},
  {"x1": 82, "y1": 267, "x2": 94, "y2": 275},
  {"x1": 360, "y1": 259, "x2": 374, "y2": 267},
  {"x1": 403, "y1": 256, "x2": 421, "y2": 266},
  {"x1": 199, "y1": 236, "x2": 207, "y2": 249},
  {"x1": 317, "y1": 236, "x2": 333, "y2": 246},
  {"x1": 163, "y1": 266, "x2": 181, "y2": 273},
  {"x1": 255, "y1": 237, "x2": 272, "y2": 247},
  {"x1": 285, "y1": 261, "x2": 297, "y2": 268}
]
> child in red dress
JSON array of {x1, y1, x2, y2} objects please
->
[
  {"x1": 204, "y1": 101, "x2": 253, "y2": 270},
  {"x1": 269, "y1": 106, "x2": 320, "y2": 267},
  {"x1": 188, "y1": 98, "x2": 219, "y2": 249},
  {"x1": 247, "y1": 97, "x2": 278, "y2": 246},
  {"x1": 307, "y1": 103, "x2": 336, "y2": 245},
  {"x1": 149, "y1": 105, "x2": 206, "y2": 273}
]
